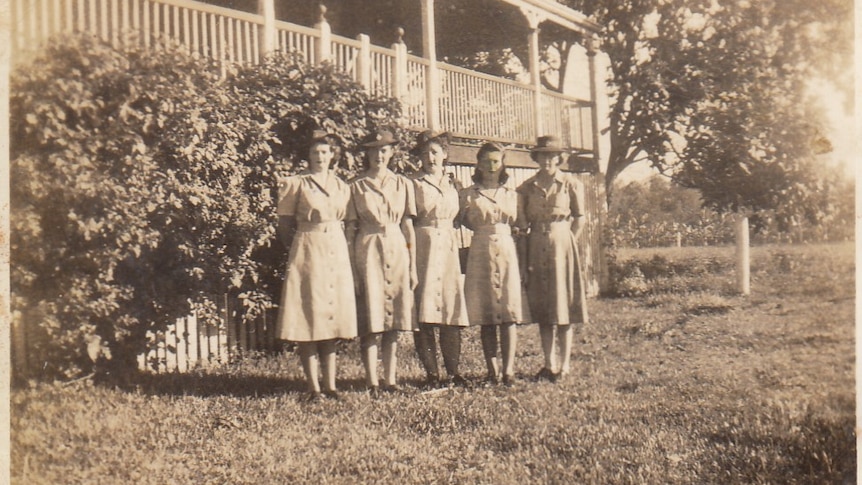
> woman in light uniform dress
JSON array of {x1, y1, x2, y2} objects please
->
[
  {"x1": 276, "y1": 130, "x2": 356, "y2": 401},
  {"x1": 346, "y1": 128, "x2": 417, "y2": 395},
  {"x1": 517, "y1": 135, "x2": 589, "y2": 382},
  {"x1": 409, "y1": 130, "x2": 469, "y2": 388},
  {"x1": 459, "y1": 142, "x2": 525, "y2": 386}
]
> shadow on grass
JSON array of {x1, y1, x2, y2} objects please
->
[{"x1": 95, "y1": 368, "x2": 400, "y2": 399}]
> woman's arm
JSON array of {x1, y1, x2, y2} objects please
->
[
  {"x1": 277, "y1": 216, "x2": 296, "y2": 250},
  {"x1": 515, "y1": 193, "x2": 529, "y2": 286},
  {"x1": 344, "y1": 220, "x2": 361, "y2": 295},
  {"x1": 401, "y1": 217, "x2": 418, "y2": 290}
]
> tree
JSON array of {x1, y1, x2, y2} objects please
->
[
  {"x1": 11, "y1": 34, "x2": 402, "y2": 379},
  {"x1": 562, "y1": 0, "x2": 853, "y2": 230}
]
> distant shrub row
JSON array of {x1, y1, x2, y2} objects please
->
[{"x1": 607, "y1": 177, "x2": 854, "y2": 249}]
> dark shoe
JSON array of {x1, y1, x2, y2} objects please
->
[
  {"x1": 381, "y1": 383, "x2": 404, "y2": 394},
  {"x1": 322, "y1": 390, "x2": 342, "y2": 401},
  {"x1": 449, "y1": 374, "x2": 470, "y2": 388},
  {"x1": 423, "y1": 374, "x2": 441, "y2": 389},
  {"x1": 535, "y1": 367, "x2": 558, "y2": 383},
  {"x1": 482, "y1": 374, "x2": 499, "y2": 387},
  {"x1": 502, "y1": 374, "x2": 517, "y2": 387}
]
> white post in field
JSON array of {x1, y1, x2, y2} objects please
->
[
  {"x1": 314, "y1": 4, "x2": 331, "y2": 63},
  {"x1": 676, "y1": 232, "x2": 682, "y2": 248},
  {"x1": 0, "y1": 0, "x2": 12, "y2": 479},
  {"x1": 420, "y1": 0, "x2": 439, "y2": 130},
  {"x1": 736, "y1": 215, "x2": 750, "y2": 295},
  {"x1": 257, "y1": 0, "x2": 276, "y2": 56}
]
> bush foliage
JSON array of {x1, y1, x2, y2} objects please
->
[{"x1": 11, "y1": 34, "x2": 402, "y2": 379}]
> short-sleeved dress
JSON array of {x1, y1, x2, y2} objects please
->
[
  {"x1": 411, "y1": 172, "x2": 469, "y2": 327},
  {"x1": 517, "y1": 172, "x2": 589, "y2": 326},
  {"x1": 459, "y1": 184, "x2": 525, "y2": 326},
  {"x1": 276, "y1": 173, "x2": 358, "y2": 342},
  {"x1": 348, "y1": 172, "x2": 418, "y2": 335}
]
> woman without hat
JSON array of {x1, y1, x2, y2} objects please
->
[
  {"x1": 516, "y1": 135, "x2": 589, "y2": 382},
  {"x1": 459, "y1": 142, "x2": 526, "y2": 386},
  {"x1": 409, "y1": 130, "x2": 469, "y2": 388},
  {"x1": 345, "y1": 128, "x2": 418, "y2": 396},
  {"x1": 275, "y1": 129, "x2": 357, "y2": 401}
]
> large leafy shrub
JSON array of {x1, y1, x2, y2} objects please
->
[{"x1": 11, "y1": 34, "x2": 402, "y2": 379}]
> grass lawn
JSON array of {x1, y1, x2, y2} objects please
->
[{"x1": 11, "y1": 242, "x2": 855, "y2": 484}]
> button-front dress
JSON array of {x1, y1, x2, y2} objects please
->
[
  {"x1": 348, "y1": 172, "x2": 418, "y2": 335},
  {"x1": 459, "y1": 184, "x2": 525, "y2": 325},
  {"x1": 517, "y1": 172, "x2": 589, "y2": 325},
  {"x1": 411, "y1": 172, "x2": 469, "y2": 327},
  {"x1": 276, "y1": 173, "x2": 358, "y2": 342}
]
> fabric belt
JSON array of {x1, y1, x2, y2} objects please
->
[
  {"x1": 296, "y1": 221, "x2": 343, "y2": 233},
  {"x1": 530, "y1": 219, "x2": 572, "y2": 234},
  {"x1": 415, "y1": 219, "x2": 455, "y2": 229},
  {"x1": 472, "y1": 224, "x2": 512, "y2": 236},
  {"x1": 359, "y1": 222, "x2": 402, "y2": 234}
]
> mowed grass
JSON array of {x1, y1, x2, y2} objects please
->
[{"x1": 12, "y1": 242, "x2": 855, "y2": 484}]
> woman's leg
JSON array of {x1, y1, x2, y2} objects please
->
[
  {"x1": 318, "y1": 340, "x2": 338, "y2": 392},
  {"x1": 413, "y1": 324, "x2": 440, "y2": 382},
  {"x1": 381, "y1": 330, "x2": 399, "y2": 387},
  {"x1": 500, "y1": 323, "x2": 518, "y2": 379},
  {"x1": 439, "y1": 326, "x2": 462, "y2": 378},
  {"x1": 297, "y1": 342, "x2": 321, "y2": 394},
  {"x1": 480, "y1": 325, "x2": 500, "y2": 380},
  {"x1": 557, "y1": 325, "x2": 573, "y2": 376},
  {"x1": 361, "y1": 333, "x2": 380, "y2": 388},
  {"x1": 539, "y1": 323, "x2": 557, "y2": 372}
]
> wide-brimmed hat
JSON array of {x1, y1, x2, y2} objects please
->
[
  {"x1": 410, "y1": 129, "x2": 450, "y2": 155},
  {"x1": 308, "y1": 129, "x2": 341, "y2": 146},
  {"x1": 360, "y1": 128, "x2": 398, "y2": 148},
  {"x1": 530, "y1": 135, "x2": 566, "y2": 153}
]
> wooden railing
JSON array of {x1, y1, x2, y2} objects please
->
[
  {"x1": 439, "y1": 63, "x2": 536, "y2": 144},
  {"x1": 10, "y1": 0, "x2": 595, "y2": 152}
]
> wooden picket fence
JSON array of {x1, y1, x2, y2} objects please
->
[{"x1": 10, "y1": 0, "x2": 604, "y2": 372}]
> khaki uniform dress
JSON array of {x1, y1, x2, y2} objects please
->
[
  {"x1": 348, "y1": 172, "x2": 417, "y2": 335},
  {"x1": 459, "y1": 184, "x2": 525, "y2": 325},
  {"x1": 517, "y1": 172, "x2": 589, "y2": 325},
  {"x1": 411, "y1": 172, "x2": 469, "y2": 327},
  {"x1": 276, "y1": 173, "x2": 358, "y2": 342}
]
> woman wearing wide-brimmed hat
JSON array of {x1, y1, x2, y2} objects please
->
[
  {"x1": 276, "y1": 129, "x2": 357, "y2": 401},
  {"x1": 516, "y1": 135, "x2": 589, "y2": 382},
  {"x1": 346, "y1": 127, "x2": 417, "y2": 396},
  {"x1": 408, "y1": 130, "x2": 469, "y2": 388},
  {"x1": 459, "y1": 142, "x2": 526, "y2": 386}
]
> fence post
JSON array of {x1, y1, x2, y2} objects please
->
[
  {"x1": 736, "y1": 215, "x2": 750, "y2": 295},
  {"x1": 314, "y1": 3, "x2": 330, "y2": 63},
  {"x1": 392, "y1": 27, "x2": 407, "y2": 100},
  {"x1": 257, "y1": 0, "x2": 275, "y2": 56},
  {"x1": 357, "y1": 33, "x2": 371, "y2": 89}
]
